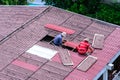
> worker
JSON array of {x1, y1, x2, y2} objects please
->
[
  {"x1": 53, "y1": 32, "x2": 67, "y2": 46},
  {"x1": 76, "y1": 38, "x2": 94, "y2": 55}
]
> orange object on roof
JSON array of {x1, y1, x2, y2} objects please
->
[
  {"x1": 45, "y1": 24, "x2": 75, "y2": 34},
  {"x1": 76, "y1": 41, "x2": 90, "y2": 55},
  {"x1": 63, "y1": 41, "x2": 78, "y2": 49}
]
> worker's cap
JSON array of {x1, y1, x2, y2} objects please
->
[
  {"x1": 83, "y1": 38, "x2": 89, "y2": 42},
  {"x1": 61, "y1": 32, "x2": 66, "y2": 37}
]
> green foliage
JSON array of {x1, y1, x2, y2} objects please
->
[
  {"x1": 88, "y1": 3, "x2": 120, "y2": 25},
  {"x1": 0, "y1": 0, "x2": 27, "y2": 5},
  {"x1": 1, "y1": 0, "x2": 119, "y2": 25},
  {"x1": 113, "y1": 3, "x2": 120, "y2": 11},
  {"x1": 79, "y1": 4, "x2": 88, "y2": 14},
  {"x1": 43, "y1": 0, "x2": 120, "y2": 25},
  {"x1": 42, "y1": 0, "x2": 73, "y2": 9},
  {"x1": 84, "y1": 0, "x2": 101, "y2": 13},
  {"x1": 69, "y1": 3, "x2": 78, "y2": 13},
  {"x1": 43, "y1": 0, "x2": 101, "y2": 14}
]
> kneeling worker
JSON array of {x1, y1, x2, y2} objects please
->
[
  {"x1": 53, "y1": 32, "x2": 66, "y2": 46},
  {"x1": 76, "y1": 38, "x2": 94, "y2": 55}
]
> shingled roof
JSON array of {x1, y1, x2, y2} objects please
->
[{"x1": 0, "y1": 6, "x2": 120, "y2": 80}]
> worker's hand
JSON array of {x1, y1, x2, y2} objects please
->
[{"x1": 62, "y1": 40, "x2": 67, "y2": 43}]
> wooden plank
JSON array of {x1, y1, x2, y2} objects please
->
[
  {"x1": 45, "y1": 24, "x2": 75, "y2": 34},
  {"x1": 77, "y1": 55, "x2": 97, "y2": 72},
  {"x1": 63, "y1": 41, "x2": 78, "y2": 49},
  {"x1": 92, "y1": 34, "x2": 105, "y2": 49},
  {"x1": 58, "y1": 49, "x2": 74, "y2": 66}
]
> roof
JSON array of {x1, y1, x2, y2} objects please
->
[{"x1": 0, "y1": 6, "x2": 120, "y2": 80}]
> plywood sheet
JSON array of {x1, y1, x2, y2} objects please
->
[
  {"x1": 58, "y1": 49, "x2": 73, "y2": 66},
  {"x1": 77, "y1": 55, "x2": 97, "y2": 72},
  {"x1": 92, "y1": 34, "x2": 105, "y2": 49}
]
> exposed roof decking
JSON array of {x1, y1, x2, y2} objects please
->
[{"x1": 0, "y1": 6, "x2": 119, "y2": 80}]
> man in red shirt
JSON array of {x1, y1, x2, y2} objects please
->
[{"x1": 76, "y1": 38, "x2": 94, "y2": 55}]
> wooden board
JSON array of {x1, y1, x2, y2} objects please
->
[
  {"x1": 58, "y1": 49, "x2": 73, "y2": 66},
  {"x1": 92, "y1": 34, "x2": 105, "y2": 49},
  {"x1": 77, "y1": 55, "x2": 97, "y2": 72},
  {"x1": 63, "y1": 41, "x2": 78, "y2": 49},
  {"x1": 45, "y1": 24, "x2": 75, "y2": 34}
]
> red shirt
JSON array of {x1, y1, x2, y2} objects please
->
[{"x1": 76, "y1": 41, "x2": 90, "y2": 54}]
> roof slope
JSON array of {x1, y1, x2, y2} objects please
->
[{"x1": 0, "y1": 6, "x2": 120, "y2": 80}]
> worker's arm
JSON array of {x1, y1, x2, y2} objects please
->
[
  {"x1": 88, "y1": 46, "x2": 94, "y2": 53},
  {"x1": 62, "y1": 39, "x2": 67, "y2": 43}
]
